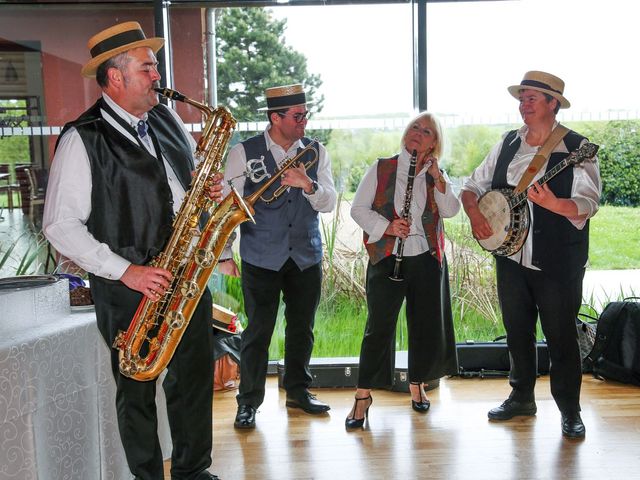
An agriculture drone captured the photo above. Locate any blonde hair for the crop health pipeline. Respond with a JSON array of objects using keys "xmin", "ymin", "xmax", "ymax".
[{"xmin": 401, "ymin": 112, "xmax": 444, "ymax": 159}]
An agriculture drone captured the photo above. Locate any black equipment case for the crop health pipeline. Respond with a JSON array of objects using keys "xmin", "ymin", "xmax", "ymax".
[
  {"xmin": 456, "ymin": 340, "xmax": 549, "ymax": 377},
  {"xmin": 276, "ymin": 351, "xmax": 440, "ymax": 392}
]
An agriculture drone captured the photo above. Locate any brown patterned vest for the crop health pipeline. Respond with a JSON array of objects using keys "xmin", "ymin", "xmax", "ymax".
[{"xmin": 363, "ymin": 155, "xmax": 445, "ymax": 265}]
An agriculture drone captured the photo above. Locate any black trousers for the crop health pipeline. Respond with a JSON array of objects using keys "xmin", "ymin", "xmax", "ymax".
[
  {"xmin": 357, "ymin": 253, "xmax": 458, "ymax": 388},
  {"xmin": 93, "ymin": 279, "xmax": 214, "ymax": 480},
  {"xmin": 237, "ymin": 258, "xmax": 322, "ymax": 408},
  {"xmin": 495, "ymin": 256, "xmax": 583, "ymax": 414}
]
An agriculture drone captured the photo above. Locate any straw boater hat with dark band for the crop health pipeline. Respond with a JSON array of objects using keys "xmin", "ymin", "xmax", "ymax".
[
  {"xmin": 258, "ymin": 83, "xmax": 314, "ymax": 111},
  {"xmin": 81, "ymin": 21, "xmax": 164, "ymax": 78},
  {"xmin": 508, "ymin": 71, "xmax": 571, "ymax": 109},
  {"xmin": 212, "ymin": 304, "xmax": 243, "ymax": 335}
]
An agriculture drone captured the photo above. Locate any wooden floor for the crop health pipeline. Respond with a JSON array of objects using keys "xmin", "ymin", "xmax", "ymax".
[{"xmin": 163, "ymin": 374, "xmax": 640, "ymax": 480}]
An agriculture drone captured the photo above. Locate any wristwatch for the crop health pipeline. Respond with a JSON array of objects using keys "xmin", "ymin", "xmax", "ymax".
[
  {"xmin": 308, "ymin": 180, "xmax": 319, "ymax": 194},
  {"xmin": 436, "ymin": 174, "xmax": 446, "ymax": 184}
]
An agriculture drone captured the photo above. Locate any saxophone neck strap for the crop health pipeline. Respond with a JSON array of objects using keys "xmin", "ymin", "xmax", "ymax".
[{"xmin": 513, "ymin": 124, "xmax": 569, "ymax": 194}]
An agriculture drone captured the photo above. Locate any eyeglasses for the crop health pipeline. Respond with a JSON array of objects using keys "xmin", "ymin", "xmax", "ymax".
[{"xmin": 277, "ymin": 110, "xmax": 311, "ymax": 123}]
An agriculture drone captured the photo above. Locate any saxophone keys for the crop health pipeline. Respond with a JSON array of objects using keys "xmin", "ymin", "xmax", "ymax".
[
  {"xmin": 180, "ymin": 280, "xmax": 200, "ymax": 300},
  {"xmin": 195, "ymin": 248, "xmax": 215, "ymax": 268},
  {"xmin": 166, "ymin": 310, "xmax": 186, "ymax": 329}
]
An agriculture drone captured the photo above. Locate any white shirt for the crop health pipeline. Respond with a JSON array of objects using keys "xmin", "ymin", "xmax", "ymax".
[
  {"xmin": 43, "ymin": 93, "xmax": 196, "ymax": 280},
  {"xmin": 351, "ymin": 147, "xmax": 461, "ymax": 257},
  {"xmin": 461, "ymin": 123, "xmax": 602, "ymax": 269}
]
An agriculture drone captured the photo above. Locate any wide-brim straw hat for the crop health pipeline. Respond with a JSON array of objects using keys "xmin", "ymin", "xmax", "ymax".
[
  {"xmin": 508, "ymin": 70, "xmax": 570, "ymax": 109},
  {"xmin": 212, "ymin": 304, "xmax": 243, "ymax": 335},
  {"xmin": 81, "ymin": 21, "xmax": 164, "ymax": 78},
  {"xmin": 258, "ymin": 83, "xmax": 314, "ymax": 111}
]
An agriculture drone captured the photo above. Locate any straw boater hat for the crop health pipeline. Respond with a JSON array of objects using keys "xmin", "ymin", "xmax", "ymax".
[
  {"xmin": 258, "ymin": 83, "xmax": 314, "ymax": 111},
  {"xmin": 508, "ymin": 71, "xmax": 571, "ymax": 109},
  {"xmin": 81, "ymin": 21, "xmax": 164, "ymax": 78},
  {"xmin": 212, "ymin": 304, "xmax": 243, "ymax": 335}
]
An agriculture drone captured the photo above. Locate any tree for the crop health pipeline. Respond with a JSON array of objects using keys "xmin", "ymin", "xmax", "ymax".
[{"xmin": 215, "ymin": 8, "xmax": 324, "ymax": 123}]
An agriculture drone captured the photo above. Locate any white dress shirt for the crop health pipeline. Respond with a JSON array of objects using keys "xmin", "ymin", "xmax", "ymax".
[
  {"xmin": 351, "ymin": 147, "xmax": 461, "ymax": 257},
  {"xmin": 43, "ymin": 94, "xmax": 196, "ymax": 280},
  {"xmin": 461, "ymin": 123, "xmax": 602, "ymax": 269}
]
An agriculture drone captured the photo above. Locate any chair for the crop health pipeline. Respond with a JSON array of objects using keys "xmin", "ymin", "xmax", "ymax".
[
  {"xmin": 24, "ymin": 167, "xmax": 45, "ymax": 228},
  {"xmin": 0, "ymin": 164, "xmax": 21, "ymax": 210},
  {"xmin": 15, "ymin": 164, "xmax": 32, "ymax": 215}
]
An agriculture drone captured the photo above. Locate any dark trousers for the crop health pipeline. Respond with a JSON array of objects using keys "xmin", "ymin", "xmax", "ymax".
[
  {"xmin": 357, "ymin": 253, "xmax": 458, "ymax": 388},
  {"xmin": 496, "ymin": 256, "xmax": 583, "ymax": 414},
  {"xmin": 237, "ymin": 258, "xmax": 322, "ymax": 408},
  {"xmin": 95, "ymin": 282, "xmax": 214, "ymax": 480}
]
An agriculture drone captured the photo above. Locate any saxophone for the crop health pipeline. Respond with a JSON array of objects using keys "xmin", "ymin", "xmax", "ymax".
[{"xmin": 113, "ymin": 87, "xmax": 248, "ymax": 381}]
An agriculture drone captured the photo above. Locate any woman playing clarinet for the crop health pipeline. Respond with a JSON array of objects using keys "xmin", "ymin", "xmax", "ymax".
[{"xmin": 346, "ymin": 112, "xmax": 460, "ymax": 429}]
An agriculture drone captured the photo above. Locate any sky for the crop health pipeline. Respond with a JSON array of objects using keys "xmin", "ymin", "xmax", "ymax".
[{"xmin": 270, "ymin": 0, "xmax": 640, "ymax": 119}]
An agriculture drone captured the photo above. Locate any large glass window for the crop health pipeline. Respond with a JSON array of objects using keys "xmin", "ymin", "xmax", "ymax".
[{"xmin": 1, "ymin": 0, "xmax": 638, "ymax": 359}]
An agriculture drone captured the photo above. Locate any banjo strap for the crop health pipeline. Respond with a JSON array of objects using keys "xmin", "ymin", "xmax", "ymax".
[{"xmin": 513, "ymin": 124, "xmax": 569, "ymax": 194}]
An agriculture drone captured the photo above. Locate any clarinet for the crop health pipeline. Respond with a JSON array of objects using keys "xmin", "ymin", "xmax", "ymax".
[{"xmin": 389, "ymin": 149, "xmax": 418, "ymax": 281}]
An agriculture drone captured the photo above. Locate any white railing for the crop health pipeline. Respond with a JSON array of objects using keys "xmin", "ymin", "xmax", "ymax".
[{"xmin": 2, "ymin": 109, "xmax": 639, "ymax": 137}]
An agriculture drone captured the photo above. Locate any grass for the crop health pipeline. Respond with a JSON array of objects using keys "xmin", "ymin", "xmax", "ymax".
[{"xmin": 588, "ymin": 205, "xmax": 640, "ymax": 269}]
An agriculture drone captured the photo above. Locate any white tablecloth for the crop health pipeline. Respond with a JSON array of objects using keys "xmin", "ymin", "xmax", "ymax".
[{"xmin": 0, "ymin": 311, "xmax": 171, "ymax": 480}]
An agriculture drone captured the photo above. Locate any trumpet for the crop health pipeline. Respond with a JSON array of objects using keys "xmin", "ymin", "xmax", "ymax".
[{"xmin": 259, "ymin": 140, "xmax": 319, "ymax": 204}]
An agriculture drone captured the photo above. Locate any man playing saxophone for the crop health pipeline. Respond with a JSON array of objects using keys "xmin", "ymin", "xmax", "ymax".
[
  {"xmin": 43, "ymin": 22, "xmax": 223, "ymax": 480},
  {"xmin": 218, "ymin": 84, "xmax": 337, "ymax": 429}
]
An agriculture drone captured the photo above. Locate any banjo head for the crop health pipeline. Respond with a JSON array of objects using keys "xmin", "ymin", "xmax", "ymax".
[{"xmin": 477, "ymin": 189, "xmax": 530, "ymax": 256}]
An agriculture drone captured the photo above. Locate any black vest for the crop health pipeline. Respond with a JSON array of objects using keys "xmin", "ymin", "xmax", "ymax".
[
  {"xmin": 62, "ymin": 99, "xmax": 194, "ymax": 266},
  {"xmin": 491, "ymin": 129, "xmax": 589, "ymax": 278}
]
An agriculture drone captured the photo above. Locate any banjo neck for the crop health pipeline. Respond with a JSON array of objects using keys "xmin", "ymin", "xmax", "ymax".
[{"xmin": 508, "ymin": 157, "xmax": 572, "ymax": 210}]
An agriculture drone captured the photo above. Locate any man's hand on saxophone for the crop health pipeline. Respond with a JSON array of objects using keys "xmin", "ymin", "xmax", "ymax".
[
  {"xmin": 120, "ymin": 264, "xmax": 173, "ymax": 301},
  {"xmin": 205, "ymin": 172, "xmax": 225, "ymax": 203}
]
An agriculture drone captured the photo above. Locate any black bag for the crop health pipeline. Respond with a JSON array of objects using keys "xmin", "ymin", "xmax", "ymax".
[{"xmin": 585, "ymin": 298, "xmax": 640, "ymax": 386}]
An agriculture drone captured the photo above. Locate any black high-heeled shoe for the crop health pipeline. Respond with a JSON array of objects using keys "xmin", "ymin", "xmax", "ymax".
[
  {"xmin": 410, "ymin": 382, "xmax": 430, "ymax": 413},
  {"xmin": 345, "ymin": 395, "xmax": 373, "ymax": 429}
]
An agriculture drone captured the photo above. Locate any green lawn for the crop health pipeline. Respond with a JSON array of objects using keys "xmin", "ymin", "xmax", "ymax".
[{"xmin": 588, "ymin": 205, "xmax": 640, "ymax": 269}]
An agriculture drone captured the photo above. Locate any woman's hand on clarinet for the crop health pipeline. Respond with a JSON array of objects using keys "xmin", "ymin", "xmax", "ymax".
[{"xmin": 385, "ymin": 218, "xmax": 411, "ymax": 239}]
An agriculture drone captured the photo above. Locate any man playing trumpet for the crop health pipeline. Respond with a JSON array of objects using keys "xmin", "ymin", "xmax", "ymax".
[{"xmin": 219, "ymin": 84, "xmax": 337, "ymax": 429}]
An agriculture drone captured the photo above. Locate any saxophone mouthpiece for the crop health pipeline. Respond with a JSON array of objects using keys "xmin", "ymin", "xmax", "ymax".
[{"xmin": 154, "ymin": 87, "xmax": 187, "ymax": 103}]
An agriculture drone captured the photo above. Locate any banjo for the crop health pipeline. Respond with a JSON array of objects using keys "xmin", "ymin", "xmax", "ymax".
[{"xmin": 476, "ymin": 142, "xmax": 599, "ymax": 256}]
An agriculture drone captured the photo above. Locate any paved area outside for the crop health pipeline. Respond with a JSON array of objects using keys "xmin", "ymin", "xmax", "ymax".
[{"xmin": 583, "ymin": 269, "xmax": 639, "ymax": 310}]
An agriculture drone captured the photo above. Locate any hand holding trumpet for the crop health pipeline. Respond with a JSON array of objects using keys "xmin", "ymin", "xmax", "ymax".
[{"xmin": 280, "ymin": 162, "xmax": 315, "ymax": 194}]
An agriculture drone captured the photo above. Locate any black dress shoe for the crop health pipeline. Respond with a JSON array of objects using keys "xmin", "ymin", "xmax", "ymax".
[
  {"xmin": 234, "ymin": 404, "xmax": 256, "ymax": 429},
  {"xmin": 561, "ymin": 413, "xmax": 586, "ymax": 439},
  {"xmin": 286, "ymin": 391, "xmax": 331, "ymax": 414},
  {"xmin": 488, "ymin": 398, "xmax": 537, "ymax": 420}
]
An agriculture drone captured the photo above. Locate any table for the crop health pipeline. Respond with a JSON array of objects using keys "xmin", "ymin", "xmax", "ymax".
[{"xmin": 0, "ymin": 311, "xmax": 172, "ymax": 479}]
